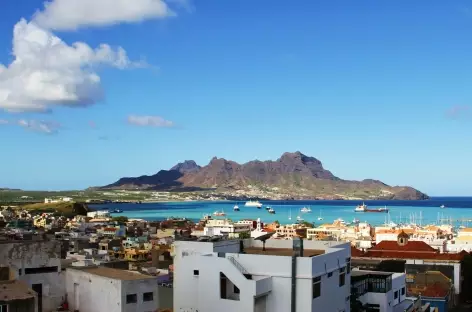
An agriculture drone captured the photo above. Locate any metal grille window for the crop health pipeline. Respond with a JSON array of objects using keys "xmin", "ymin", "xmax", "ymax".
[
  {"xmin": 313, "ymin": 276, "xmax": 321, "ymax": 298},
  {"xmin": 339, "ymin": 272, "xmax": 346, "ymax": 287}
]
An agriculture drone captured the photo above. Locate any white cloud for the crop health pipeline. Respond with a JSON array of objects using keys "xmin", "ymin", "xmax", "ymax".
[
  {"xmin": 33, "ymin": 0, "xmax": 175, "ymax": 31},
  {"xmin": 0, "ymin": 119, "xmax": 9, "ymax": 125},
  {"xmin": 127, "ymin": 115, "xmax": 174, "ymax": 127},
  {"xmin": 0, "ymin": 19, "xmax": 139, "ymax": 113},
  {"xmin": 17, "ymin": 119, "xmax": 61, "ymax": 134}
]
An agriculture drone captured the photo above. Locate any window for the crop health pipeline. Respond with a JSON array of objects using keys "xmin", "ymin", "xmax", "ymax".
[
  {"xmin": 394, "ymin": 291, "xmax": 398, "ymax": 299},
  {"xmin": 24, "ymin": 266, "xmax": 58, "ymax": 274},
  {"xmin": 328, "ymin": 272, "xmax": 333, "ymax": 278},
  {"xmin": 193, "ymin": 270, "xmax": 199, "ymax": 276},
  {"xmin": 0, "ymin": 305, "xmax": 7, "ymax": 312},
  {"xmin": 126, "ymin": 294, "xmax": 137, "ymax": 304},
  {"xmin": 346, "ymin": 296, "xmax": 350, "ymax": 302},
  {"xmin": 339, "ymin": 272, "xmax": 346, "ymax": 287},
  {"xmin": 401, "ymin": 287, "xmax": 405, "ymax": 295},
  {"xmin": 234, "ymin": 285, "xmax": 240, "ymax": 294},
  {"xmin": 143, "ymin": 292, "xmax": 153, "ymax": 302},
  {"xmin": 346, "ymin": 257, "xmax": 351, "ymax": 274},
  {"xmin": 313, "ymin": 276, "xmax": 321, "ymax": 299}
]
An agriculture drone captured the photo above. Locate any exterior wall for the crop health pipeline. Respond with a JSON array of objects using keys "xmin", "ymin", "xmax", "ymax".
[
  {"xmin": 0, "ymin": 241, "xmax": 64, "ymax": 312},
  {"xmin": 359, "ymin": 292, "xmax": 390, "ymax": 312},
  {"xmin": 65, "ymin": 269, "xmax": 159, "ymax": 312},
  {"xmin": 421, "ymin": 298, "xmax": 447, "ymax": 312},
  {"xmin": 122, "ymin": 279, "xmax": 159, "ymax": 312},
  {"xmin": 0, "ymin": 298, "xmax": 37, "ymax": 312},
  {"xmin": 66, "ymin": 269, "xmax": 122, "ymax": 312},
  {"xmin": 174, "ymin": 239, "xmax": 351, "ymax": 312}
]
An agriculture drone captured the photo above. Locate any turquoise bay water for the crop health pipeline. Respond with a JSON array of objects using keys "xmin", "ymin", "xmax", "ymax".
[{"xmin": 92, "ymin": 197, "xmax": 472, "ymax": 227}]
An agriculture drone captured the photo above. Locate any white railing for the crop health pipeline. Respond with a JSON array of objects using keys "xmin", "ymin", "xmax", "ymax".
[{"xmin": 227, "ymin": 256, "xmax": 249, "ymax": 276}]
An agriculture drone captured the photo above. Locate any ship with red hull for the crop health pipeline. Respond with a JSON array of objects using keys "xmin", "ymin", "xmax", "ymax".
[{"xmin": 354, "ymin": 203, "xmax": 389, "ymax": 213}]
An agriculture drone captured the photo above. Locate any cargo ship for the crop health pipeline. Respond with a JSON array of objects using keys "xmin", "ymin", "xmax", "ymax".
[{"xmin": 354, "ymin": 203, "xmax": 389, "ymax": 213}]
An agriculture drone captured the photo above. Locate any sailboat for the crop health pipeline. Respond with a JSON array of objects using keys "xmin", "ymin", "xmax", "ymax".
[
  {"xmin": 288, "ymin": 207, "xmax": 292, "ymax": 221},
  {"xmin": 317, "ymin": 210, "xmax": 323, "ymax": 221}
]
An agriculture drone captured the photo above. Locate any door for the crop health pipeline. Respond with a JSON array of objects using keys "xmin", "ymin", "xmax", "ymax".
[
  {"xmin": 32, "ymin": 283, "xmax": 42, "ymax": 312},
  {"xmin": 74, "ymin": 283, "xmax": 80, "ymax": 311}
]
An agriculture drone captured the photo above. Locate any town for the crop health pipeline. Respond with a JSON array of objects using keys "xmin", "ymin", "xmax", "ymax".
[{"xmin": 0, "ymin": 201, "xmax": 471, "ymax": 312}]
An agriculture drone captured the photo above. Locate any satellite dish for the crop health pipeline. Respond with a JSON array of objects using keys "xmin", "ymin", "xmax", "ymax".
[{"xmin": 255, "ymin": 232, "xmax": 275, "ymax": 251}]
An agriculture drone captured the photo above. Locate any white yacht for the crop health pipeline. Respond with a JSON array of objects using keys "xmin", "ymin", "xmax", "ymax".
[
  {"xmin": 268, "ymin": 208, "xmax": 276, "ymax": 214},
  {"xmin": 317, "ymin": 210, "xmax": 323, "ymax": 221},
  {"xmin": 300, "ymin": 207, "xmax": 312, "ymax": 213},
  {"xmin": 334, "ymin": 218, "xmax": 346, "ymax": 225},
  {"xmin": 245, "ymin": 200, "xmax": 263, "ymax": 208},
  {"xmin": 440, "ymin": 205, "xmax": 446, "ymax": 209},
  {"xmin": 297, "ymin": 215, "xmax": 304, "ymax": 222},
  {"xmin": 233, "ymin": 205, "xmax": 240, "ymax": 211}
]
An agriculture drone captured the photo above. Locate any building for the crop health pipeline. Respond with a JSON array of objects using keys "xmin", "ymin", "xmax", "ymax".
[
  {"xmin": 275, "ymin": 224, "xmax": 309, "ymax": 239},
  {"xmin": 0, "ymin": 240, "xmax": 64, "ymax": 312},
  {"xmin": 173, "ymin": 238, "xmax": 351, "ymax": 312},
  {"xmin": 0, "ymin": 280, "xmax": 38, "ymax": 312},
  {"xmin": 350, "ymin": 269, "xmax": 420, "ymax": 312},
  {"xmin": 352, "ymin": 232, "xmax": 467, "ymax": 303},
  {"xmin": 204, "ymin": 219, "xmax": 251, "ymax": 238},
  {"xmin": 87, "ymin": 210, "xmax": 111, "ymax": 218},
  {"xmin": 65, "ymin": 266, "xmax": 159, "ymax": 312}
]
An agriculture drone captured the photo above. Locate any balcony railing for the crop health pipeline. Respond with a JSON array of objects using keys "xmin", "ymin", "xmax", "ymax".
[{"xmin": 227, "ymin": 256, "xmax": 249, "ymax": 276}]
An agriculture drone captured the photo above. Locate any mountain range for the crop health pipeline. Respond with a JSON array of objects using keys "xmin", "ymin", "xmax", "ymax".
[{"xmin": 101, "ymin": 151, "xmax": 428, "ymax": 200}]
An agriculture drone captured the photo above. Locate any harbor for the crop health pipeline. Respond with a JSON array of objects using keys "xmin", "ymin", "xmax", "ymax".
[{"xmin": 93, "ymin": 198, "xmax": 472, "ymax": 227}]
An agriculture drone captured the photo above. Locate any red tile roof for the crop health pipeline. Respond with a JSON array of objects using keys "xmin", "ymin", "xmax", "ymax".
[
  {"xmin": 409, "ymin": 282, "xmax": 449, "ymax": 298},
  {"xmin": 351, "ymin": 246, "xmax": 364, "ymax": 257},
  {"xmin": 361, "ymin": 250, "xmax": 466, "ymax": 261},
  {"xmin": 370, "ymin": 240, "xmax": 437, "ymax": 253}
]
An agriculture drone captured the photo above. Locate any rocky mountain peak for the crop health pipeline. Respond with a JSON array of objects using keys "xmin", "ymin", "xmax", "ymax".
[{"xmin": 170, "ymin": 160, "xmax": 201, "ymax": 174}]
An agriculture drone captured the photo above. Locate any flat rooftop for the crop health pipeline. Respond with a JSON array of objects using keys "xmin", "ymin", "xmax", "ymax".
[
  {"xmin": 0, "ymin": 280, "xmax": 36, "ymax": 301},
  {"xmin": 72, "ymin": 266, "xmax": 157, "ymax": 281},
  {"xmin": 244, "ymin": 247, "xmax": 325, "ymax": 257}
]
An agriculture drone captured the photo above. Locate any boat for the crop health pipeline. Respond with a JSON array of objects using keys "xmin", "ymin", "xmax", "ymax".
[
  {"xmin": 355, "ymin": 203, "xmax": 389, "ymax": 213},
  {"xmin": 352, "ymin": 218, "xmax": 360, "ymax": 224},
  {"xmin": 300, "ymin": 207, "xmax": 312, "ymax": 213},
  {"xmin": 297, "ymin": 215, "xmax": 304, "ymax": 222},
  {"xmin": 440, "ymin": 205, "xmax": 446, "ymax": 209},
  {"xmin": 288, "ymin": 208, "xmax": 292, "ymax": 221},
  {"xmin": 111, "ymin": 209, "xmax": 122, "ymax": 213},
  {"xmin": 245, "ymin": 200, "xmax": 263, "ymax": 208},
  {"xmin": 233, "ymin": 205, "xmax": 240, "ymax": 211},
  {"xmin": 265, "ymin": 206, "xmax": 271, "ymax": 210},
  {"xmin": 317, "ymin": 210, "xmax": 323, "ymax": 221},
  {"xmin": 334, "ymin": 218, "xmax": 346, "ymax": 225},
  {"xmin": 213, "ymin": 210, "xmax": 226, "ymax": 216},
  {"xmin": 354, "ymin": 203, "xmax": 367, "ymax": 212},
  {"xmin": 268, "ymin": 208, "xmax": 275, "ymax": 214}
]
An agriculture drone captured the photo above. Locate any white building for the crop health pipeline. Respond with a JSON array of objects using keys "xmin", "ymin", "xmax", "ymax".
[
  {"xmin": 0, "ymin": 240, "xmax": 65, "ymax": 312},
  {"xmin": 87, "ymin": 210, "xmax": 111, "ymax": 218},
  {"xmin": 173, "ymin": 238, "xmax": 351, "ymax": 312},
  {"xmin": 204, "ymin": 219, "xmax": 251, "ymax": 238},
  {"xmin": 65, "ymin": 266, "xmax": 159, "ymax": 312},
  {"xmin": 350, "ymin": 269, "xmax": 417, "ymax": 312}
]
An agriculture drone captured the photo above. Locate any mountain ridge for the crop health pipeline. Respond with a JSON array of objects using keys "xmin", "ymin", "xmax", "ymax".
[{"xmin": 101, "ymin": 151, "xmax": 429, "ymax": 200}]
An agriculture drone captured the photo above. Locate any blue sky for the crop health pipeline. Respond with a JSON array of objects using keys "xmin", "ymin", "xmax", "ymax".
[{"xmin": 1, "ymin": 0, "xmax": 472, "ymax": 195}]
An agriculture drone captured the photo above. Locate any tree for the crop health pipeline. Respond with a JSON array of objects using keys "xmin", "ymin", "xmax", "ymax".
[{"xmin": 238, "ymin": 232, "xmax": 251, "ymax": 239}]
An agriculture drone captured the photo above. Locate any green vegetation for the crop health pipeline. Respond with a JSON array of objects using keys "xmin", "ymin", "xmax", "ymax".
[
  {"xmin": 112, "ymin": 216, "xmax": 129, "ymax": 224},
  {"xmin": 300, "ymin": 221, "xmax": 315, "ymax": 228},
  {"xmin": 22, "ymin": 202, "xmax": 89, "ymax": 218},
  {"xmin": 238, "ymin": 232, "xmax": 251, "ymax": 239}
]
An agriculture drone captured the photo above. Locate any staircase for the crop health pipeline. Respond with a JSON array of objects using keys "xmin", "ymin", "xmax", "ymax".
[{"xmin": 227, "ymin": 256, "xmax": 249, "ymax": 276}]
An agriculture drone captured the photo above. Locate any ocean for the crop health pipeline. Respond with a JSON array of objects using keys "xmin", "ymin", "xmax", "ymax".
[
  {"xmin": 90, "ymin": 197, "xmax": 472, "ymax": 227},
  {"xmin": 91, "ymin": 197, "xmax": 472, "ymax": 226}
]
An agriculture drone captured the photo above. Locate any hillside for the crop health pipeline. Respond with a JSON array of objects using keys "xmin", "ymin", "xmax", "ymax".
[
  {"xmin": 101, "ymin": 151, "xmax": 429, "ymax": 200},
  {"xmin": 22, "ymin": 202, "xmax": 89, "ymax": 217}
]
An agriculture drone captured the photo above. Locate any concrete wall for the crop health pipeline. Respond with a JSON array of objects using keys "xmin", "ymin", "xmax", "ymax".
[
  {"xmin": 66, "ymin": 269, "xmax": 122, "ymax": 312},
  {"xmin": 173, "ymin": 239, "xmax": 351, "ymax": 312},
  {"xmin": 0, "ymin": 241, "xmax": 64, "ymax": 312},
  {"xmin": 65, "ymin": 269, "xmax": 159, "ymax": 312}
]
